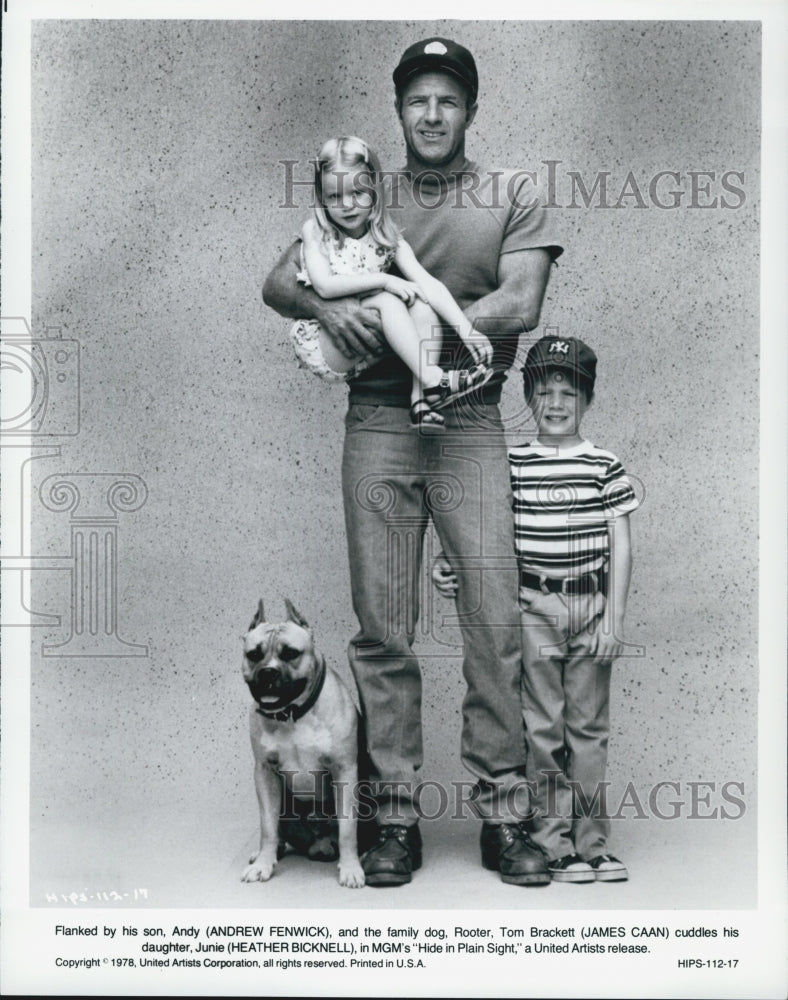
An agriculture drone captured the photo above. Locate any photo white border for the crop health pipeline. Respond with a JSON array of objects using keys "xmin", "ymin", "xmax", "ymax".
[{"xmin": 1, "ymin": 1, "xmax": 785, "ymax": 997}]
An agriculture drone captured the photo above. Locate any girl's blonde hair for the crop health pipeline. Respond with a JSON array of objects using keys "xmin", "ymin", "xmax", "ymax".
[{"xmin": 313, "ymin": 136, "xmax": 399, "ymax": 250}]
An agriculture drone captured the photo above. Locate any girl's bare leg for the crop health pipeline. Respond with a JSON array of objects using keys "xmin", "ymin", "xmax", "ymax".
[
  {"xmin": 316, "ymin": 328, "xmax": 361, "ymax": 374},
  {"xmin": 356, "ymin": 292, "xmax": 445, "ymax": 389},
  {"xmin": 407, "ymin": 298, "xmax": 445, "ymax": 388}
]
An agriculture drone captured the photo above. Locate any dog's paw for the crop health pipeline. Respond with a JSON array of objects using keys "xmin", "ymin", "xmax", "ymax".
[
  {"xmin": 241, "ymin": 854, "xmax": 277, "ymax": 882},
  {"xmin": 337, "ymin": 858, "xmax": 366, "ymax": 889}
]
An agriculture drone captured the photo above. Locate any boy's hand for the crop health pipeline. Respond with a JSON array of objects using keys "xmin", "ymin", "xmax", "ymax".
[
  {"xmin": 590, "ymin": 623, "xmax": 625, "ymax": 667},
  {"xmin": 431, "ymin": 553, "xmax": 458, "ymax": 598}
]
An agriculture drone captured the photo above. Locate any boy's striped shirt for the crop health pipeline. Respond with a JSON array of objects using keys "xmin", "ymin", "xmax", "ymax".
[{"xmin": 509, "ymin": 440, "xmax": 639, "ymax": 576}]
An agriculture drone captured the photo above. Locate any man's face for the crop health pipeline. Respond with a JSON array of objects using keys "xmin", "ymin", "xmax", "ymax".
[{"xmin": 397, "ymin": 71, "xmax": 477, "ymax": 170}]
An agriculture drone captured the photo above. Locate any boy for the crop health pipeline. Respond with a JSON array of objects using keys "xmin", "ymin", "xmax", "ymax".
[{"xmin": 433, "ymin": 334, "xmax": 638, "ymax": 882}]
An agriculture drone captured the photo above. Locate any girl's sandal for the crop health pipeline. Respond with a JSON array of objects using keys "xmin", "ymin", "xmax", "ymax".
[
  {"xmin": 424, "ymin": 365, "xmax": 493, "ymax": 411},
  {"xmin": 409, "ymin": 399, "xmax": 445, "ymax": 434}
]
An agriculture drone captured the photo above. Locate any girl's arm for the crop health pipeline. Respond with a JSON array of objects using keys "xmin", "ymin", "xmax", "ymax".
[
  {"xmin": 394, "ymin": 241, "xmax": 491, "ymax": 361},
  {"xmin": 301, "ymin": 220, "xmax": 394, "ymax": 300}
]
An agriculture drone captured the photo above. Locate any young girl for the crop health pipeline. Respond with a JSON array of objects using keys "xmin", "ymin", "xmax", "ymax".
[{"xmin": 290, "ymin": 136, "xmax": 493, "ymax": 430}]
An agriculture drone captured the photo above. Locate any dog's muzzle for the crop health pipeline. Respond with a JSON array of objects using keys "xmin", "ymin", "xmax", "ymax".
[
  {"xmin": 247, "ymin": 654, "xmax": 327, "ymax": 723},
  {"xmin": 246, "ymin": 666, "xmax": 308, "ymax": 710}
]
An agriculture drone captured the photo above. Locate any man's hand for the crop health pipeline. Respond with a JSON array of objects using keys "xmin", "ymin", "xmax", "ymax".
[
  {"xmin": 431, "ymin": 553, "xmax": 458, "ymax": 598},
  {"xmin": 464, "ymin": 331, "xmax": 494, "ymax": 369},
  {"xmin": 313, "ymin": 297, "xmax": 386, "ymax": 360},
  {"xmin": 262, "ymin": 240, "xmax": 385, "ymax": 360}
]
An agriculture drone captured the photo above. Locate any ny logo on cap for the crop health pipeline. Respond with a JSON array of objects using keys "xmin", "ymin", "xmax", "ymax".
[
  {"xmin": 424, "ymin": 41, "xmax": 448, "ymax": 54},
  {"xmin": 548, "ymin": 340, "xmax": 570, "ymax": 355}
]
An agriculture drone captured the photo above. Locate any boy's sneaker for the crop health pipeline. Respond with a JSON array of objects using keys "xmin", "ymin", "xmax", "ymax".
[
  {"xmin": 547, "ymin": 853, "xmax": 595, "ymax": 883},
  {"xmin": 587, "ymin": 854, "xmax": 628, "ymax": 882}
]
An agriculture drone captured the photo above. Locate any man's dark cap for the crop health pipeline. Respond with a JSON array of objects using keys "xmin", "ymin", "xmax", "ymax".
[
  {"xmin": 393, "ymin": 38, "xmax": 478, "ymax": 103},
  {"xmin": 522, "ymin": 336, "xmax": 598, "ymax": 390}
]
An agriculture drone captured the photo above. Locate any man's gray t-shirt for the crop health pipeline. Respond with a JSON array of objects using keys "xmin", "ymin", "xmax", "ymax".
[{"xmin": 347, "ymin": 161, "xmax": 564, "ymax": 406}]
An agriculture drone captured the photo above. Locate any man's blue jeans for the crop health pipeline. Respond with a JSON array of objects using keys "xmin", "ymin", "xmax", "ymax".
[{"xmin": 342, "ymin": 401, "xmax": 528, "ymax": 826}]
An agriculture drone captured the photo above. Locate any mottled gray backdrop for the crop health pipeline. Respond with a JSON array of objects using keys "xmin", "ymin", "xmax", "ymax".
[{"xmin": 29, "ymin": 19, "xmax": 759, "ymax": 909}]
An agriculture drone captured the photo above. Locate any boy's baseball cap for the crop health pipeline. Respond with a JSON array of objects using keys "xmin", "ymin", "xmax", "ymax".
[
  {"xmin": 393, "ymin": 38, "xmax": 479, "ymax": 103},
  {"xmin": 522, "ymin": 335, "xmax": 598, "ymax": 389}
]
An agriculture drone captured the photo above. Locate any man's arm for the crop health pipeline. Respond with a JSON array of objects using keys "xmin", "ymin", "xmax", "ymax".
[
  {"xmin": 261, "ymin": 240, "xmax": 385, "ymax": 360},
  {"xmin": 463, "ymin": 247, "xmax": 553, "ymax": 339},
  {"xmin": 394, "ymin": 240, "xmax": 493, "ymax": 366}
]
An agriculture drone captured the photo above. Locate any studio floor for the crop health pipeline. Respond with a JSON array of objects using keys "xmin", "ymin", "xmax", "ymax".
[{"xmin": 31, "ymin": 800, "xmax": 756, "ymax": 912}]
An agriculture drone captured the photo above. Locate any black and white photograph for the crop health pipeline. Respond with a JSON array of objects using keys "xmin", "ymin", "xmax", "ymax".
[{"xmin": 1, "ymin": 2, "xmax": 786, "ymax": 997}]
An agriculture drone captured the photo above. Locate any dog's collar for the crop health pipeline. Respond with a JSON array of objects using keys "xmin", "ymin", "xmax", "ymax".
[{"xmin": 255, "ymin": 654, "xmax": 327, "ymax": 723}]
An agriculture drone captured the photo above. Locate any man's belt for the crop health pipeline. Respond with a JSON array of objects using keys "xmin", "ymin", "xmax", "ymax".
[{"xmin": 520, "ymin": 567, "xmax": 608, "ymax": 596}]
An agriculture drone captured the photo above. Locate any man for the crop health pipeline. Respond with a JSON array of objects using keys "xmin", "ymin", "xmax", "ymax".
[{"xmin": 263, "ymin": 38, "xmax": 563, "ymax": 886}]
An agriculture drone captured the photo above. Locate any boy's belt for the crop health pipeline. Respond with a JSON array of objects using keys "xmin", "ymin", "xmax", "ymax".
[{"xmin": 520, "ymin": 568, "xmax": 608, "ymax": 596}]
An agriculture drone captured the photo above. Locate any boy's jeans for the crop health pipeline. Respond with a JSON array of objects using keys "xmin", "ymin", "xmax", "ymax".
[
  {"xmin": 519, "ymin": 585, "xmax": 612, "ymax": 860},
  {"xmin": 342, "ymin": 402, "xmax": 528, "ymax": 826}
]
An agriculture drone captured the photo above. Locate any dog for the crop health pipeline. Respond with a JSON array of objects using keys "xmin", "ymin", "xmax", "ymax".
[{"xmin": 240, "ymin": 599, "xmax": 367, "ymax": 888}]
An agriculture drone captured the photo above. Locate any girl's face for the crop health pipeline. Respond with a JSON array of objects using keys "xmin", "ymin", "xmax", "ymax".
[{"xmin": 320, "ymin": 165, "xmax": 375, "ymax": 238}]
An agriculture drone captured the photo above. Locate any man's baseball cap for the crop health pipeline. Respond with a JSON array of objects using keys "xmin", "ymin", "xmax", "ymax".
[
  {"xmin": 393, "ymin": 38, "xmax": 478, "ymax": 103},
  {"xmin": 522, "ymin": 336, "xmax": 598, "ymax": 390}
]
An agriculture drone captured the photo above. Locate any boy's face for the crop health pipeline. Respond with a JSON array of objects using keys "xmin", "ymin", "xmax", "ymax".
[{"xmin": 528, "ymin": 370, "xmax": 591, "ymax": 446}]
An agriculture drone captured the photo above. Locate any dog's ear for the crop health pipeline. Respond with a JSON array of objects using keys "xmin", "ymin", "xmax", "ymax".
[
  {"xmin": 284, "ymin": 598, "xmax": 309, "ymax": 629},
  {"xmin": 249, "ymin": 598, "xmax": 265, "ymax": 630}
]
